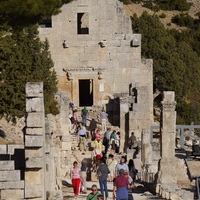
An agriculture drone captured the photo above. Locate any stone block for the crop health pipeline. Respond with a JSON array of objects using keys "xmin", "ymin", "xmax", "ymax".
[
  {"xmin": 0, "ymin": 161, "xmax": 14, "ymax": 170},
  {"xmin": 25, "ymin": 185, "xmax": 43, "ymax": 198},
  {"xmin": 25, "ymin": 135, "xmax": 43, "ymax": 147},
  {"xmin": 1, "ymin": 189, "xmax": 24, "ymax": 200},
  {"xmin": 62, "ymin": 136, "xmax": 71, "ymax": 142},
  {"xmin": 25, "ymin": 169, "xmax": 43, "ymax": 185},
  {"xmin": 0, "ymin": 180, "xmax": 24, "ymax": 189},
  {"xmin": 61, "ymin": 141, "xmax": 71, "ymax": 151},
  {"xmin": 26, "ymin": 82, "xmax": 43, "ymax": 97},
  {"xmin": 27, "ymin": 113, "xmax": 44, "ymax": 128},
  {"xmin": 0, "ymin": 145, "xmax": 7, "ymax": 154},
  {"xmin": 26, "ymin": 98, "xmax": 44, "ymax": 112},
  {"xmin": 25, "ymin": 148, "xmax": 43, "ymax": 157},
  {"xmin": 26, "ymin": 157, "xmax": 44, "ymax": 168},
  {"xmin": 26, "ymin": 127, "xmax": 44, "ymax": 135},
  {"xmin": 7, "ymin": 144, "xmax": 24, "ymax": 154},
  {"xmin": 0, "ymin": 170, "xmax": 20, "ymax": 181}
]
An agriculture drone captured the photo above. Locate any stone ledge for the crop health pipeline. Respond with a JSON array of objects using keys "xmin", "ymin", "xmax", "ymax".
[
  {"xmin": 0, "ymin": 170, "xmax": 21, "ymax": 181},
  {"xmin": 0, "ymin": 180, "xmax": 24, "ymax": 189},
  {"xmin": 0, "ymin": 161, "xmax": 15, "ymax": 170},
  {"xmin": 1, "ymin": 189, "xmax": 24, "ymax": 200},
  {"xmin": 156, "ymin": 184, "xmax": 194, "ymax": 200}
]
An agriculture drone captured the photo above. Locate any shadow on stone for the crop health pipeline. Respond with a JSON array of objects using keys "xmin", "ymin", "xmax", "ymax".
[
  {"xmin": 0, "ymin": 129, "xmax": 6, "ymax": 138},
  {"xmin": 62, "ymin": 180, "xmax": 72, "ymax": 187}
]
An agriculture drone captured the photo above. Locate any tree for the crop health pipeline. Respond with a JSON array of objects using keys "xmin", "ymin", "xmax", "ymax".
[
  {"xmin": 132, "ymin": 12, "xmax": 200, "ymax": 124},
  {"xmin": 0, "ymin": 0, "xmax": 73, "ymax": 30},
  {"xmin": 0, "ymin": 26, "xmax": 59, "ymax": 118}
]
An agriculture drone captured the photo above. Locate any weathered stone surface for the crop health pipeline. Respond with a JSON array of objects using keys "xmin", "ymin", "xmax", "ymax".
[
  {"xmin": 0, "ymin": 145, "xmax": 7, "ymax": 154},
  {"xmin": 0, "ymin": 161, "xmax": 15, "ymax": 170},
  {"xmin": 25, "ymin": 148, "xmax": 43, "ymax": 158},
  {"xmin": 26, "ymin": 127, "xmax": 44, "ymax": 135},
  {"xmin": 26, "ymin": 98, "xmax": 44, "ymax": 112},
  {"xmin": 25, "ymin": 169, "xmax": 43, "ymax": 185},
  {"xmin": 1, "ymin": 189, "xmax": 24, "ymax": 200},
  {"xmin": 27, "ymin": 113, "xmax": 45, "ymax": 128},
  {"xmin": 25, "ymin": 135, "xmax": 43, "ymax": 147},
  {"xmin": 25, "ymin": 185, "xmax": 43, "ymax": 198},
  {"xmin": 61, "ymin": 141, "xmax": 72, "ymax": 151},
  {"xmin": 7, "ymin": 144, "xmax": 24, "ymax": 154},
  {"xmin": 0, "ymin": 180, "xmax": 24, "ymax": 189},
  {"xmin": 26, "ymin": 157, "xmax": 44, "ymax": 168},
  {"xmin": 0, "ymin": 170, "xmax": 20, "ymax": 181},
  {"xmin": 26, "ymin": 82, "xmax": 43, "ymax": 97}
]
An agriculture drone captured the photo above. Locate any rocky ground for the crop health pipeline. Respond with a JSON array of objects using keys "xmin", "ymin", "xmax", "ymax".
[{"xmin": 124, "ymin": 0, "xmax": 200, "ymax": 30}]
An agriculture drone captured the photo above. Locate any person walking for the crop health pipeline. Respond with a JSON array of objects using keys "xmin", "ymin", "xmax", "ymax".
[
  {"xmin": 106, "ymin": 154, "xmax": 117, "ymax": 182},
  {"xmin": 115, "ymin": 157, "xmax": 129, "ymax": 177},
  {"xmin": 100, "ymin": 109, "xmax": 108, "ymax": 132},
  {"xmin": 113, "ymin": 169, "xmax": 130, "ymax": 200},
  {"xmin": 103, "ymin": 128, "xmax": 111, "ymax": 155},
  {"xmin": 89, "ymin": 118, "xmax": 97, "ymax": 140},
  {"xmin": 86, "ymin": 184, "xmax": 101, "ymax": 200},
  {"xmin": 97, "ymin": 158, "xmax": 110, "ymax": 200},
  {"xmin": 128, "ymin": 159, "xmax": 137, "ymax": 182},
  {"xmin": 78, "ymin": 125, "xmax": 87, "ymax": 152},
  {"xmin": 81, "ymin": 107, "xmax": 88, "ymax": 127},
  {"xmin": 73, "ymin": 153, "xmax": 88, "ymax": 194},
  {"xmin": 70, "ymin": 161, "xmax": 81, "ymax": 198}
]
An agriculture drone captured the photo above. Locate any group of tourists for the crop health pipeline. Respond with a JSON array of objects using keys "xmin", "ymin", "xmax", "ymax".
[{"xmin": 70, "ymin": 152, "xmax": 141, "ymax": 200}]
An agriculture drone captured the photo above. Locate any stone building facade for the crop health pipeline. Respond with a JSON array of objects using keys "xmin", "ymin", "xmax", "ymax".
[{"xmin": 39, "ymin": 0, "xmax": 154, "ymax": 139}]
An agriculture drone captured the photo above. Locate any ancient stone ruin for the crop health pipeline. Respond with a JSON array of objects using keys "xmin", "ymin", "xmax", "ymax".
[{"xmin": 0, "ymin": 0, "xmax": 197, "ymax": 199}]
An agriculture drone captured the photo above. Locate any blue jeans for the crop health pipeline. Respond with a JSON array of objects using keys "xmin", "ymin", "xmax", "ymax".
[
  {"xmin": 99, "ymin": 179, "xmax": 108, "ymax": 198},
  {"xmin": 82, "ymin": 115, "xmax": 87, "ymax": 126}
]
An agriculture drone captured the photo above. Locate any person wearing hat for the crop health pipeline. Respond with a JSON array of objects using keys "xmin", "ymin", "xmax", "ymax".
[{"xmin": 113, "ymin": 169, "xmax": 130, "ymax": 200}]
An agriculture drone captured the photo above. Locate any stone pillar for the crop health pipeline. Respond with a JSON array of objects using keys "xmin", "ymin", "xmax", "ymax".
[
  {"xmin": 141, "ymin": 129, "xmax": 152, "ymax": 166},
  {"xmin": 25, "ymin": 82, "xmax": 46, "ymax": 199},
  {"xmin": 119, "ymin": 95, "xmax": 129, "ymax": 153},
  {"xmin": 55, "ymin": 91, "xmax": 70, "ymax": 136},
  {"xmin": 157, "ymin": 91, "xmax": 177, "ymax": 184}
]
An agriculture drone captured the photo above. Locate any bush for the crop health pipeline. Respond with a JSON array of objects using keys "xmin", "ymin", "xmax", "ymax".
[
  {"xmin": 159, "ymin": 13, "xmax": 166, "ymax": 19},
  {"xmin": 119, "ymin": 0, "xmax": 132, "ymax": 4},
  {"xmin": 172, "ymin": 13, "xmax": 194, "ymax": 28},
  {"xmin": 158, "ymin": 0, "xmax": 191, "ymax": 11}
]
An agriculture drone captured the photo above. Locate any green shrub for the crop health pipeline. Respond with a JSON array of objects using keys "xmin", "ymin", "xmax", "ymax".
[
  {"xmin": 159, "ymin": 13, "xmax": 166, "ymax": 19},
  {"xmin": 119, "ymin": 0, "xmax": 132, "ymax": 4},
  {"xmin": 172, "ymin": 13, "xmax": 194, "ymax": 28},
  {"xmin": 158, "ymin": 0, "xmax": 191, "ymax": 11}
]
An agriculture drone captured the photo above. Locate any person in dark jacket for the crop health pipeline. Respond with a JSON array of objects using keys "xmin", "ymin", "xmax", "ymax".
[{"xmin": 97, "ymin": 158, "xmax": 110, "ymax": 199}]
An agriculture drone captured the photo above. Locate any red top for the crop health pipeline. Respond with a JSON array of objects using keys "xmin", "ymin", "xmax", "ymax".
[{"xmin": 114, "ymin": 176, "xmax": 129, "ymax": 188}]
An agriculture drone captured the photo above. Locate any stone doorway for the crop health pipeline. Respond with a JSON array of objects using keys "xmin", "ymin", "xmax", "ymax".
[{"xmin": 79, "ymin": 79, "xmax": 93, "ymax": 107}]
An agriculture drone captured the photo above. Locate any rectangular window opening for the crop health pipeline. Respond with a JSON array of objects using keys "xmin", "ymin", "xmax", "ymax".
[{"xmin": 77, "ymin": 13, "xmax": 89, "ymax": 34}]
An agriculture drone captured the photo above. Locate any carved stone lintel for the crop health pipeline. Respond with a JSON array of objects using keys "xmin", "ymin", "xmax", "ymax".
[
  {"xmin": 161, "ymin": 101, "xmax": 176, "ymax": 111},
  {"xmin": 63, "ymin": 67, "xmax": 106, "ymax": 72}
]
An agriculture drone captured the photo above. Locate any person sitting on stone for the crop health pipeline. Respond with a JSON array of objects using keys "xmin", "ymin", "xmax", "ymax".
[
  {"xmin": 86, "ymin": 184, "xmax": 101, "ymax": 200},
  {"xmin": 127, "ymin": 132, "xmax": 137, "ymax": 149}
]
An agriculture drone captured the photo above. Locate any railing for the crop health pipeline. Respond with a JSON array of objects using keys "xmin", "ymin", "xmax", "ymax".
[
  {"xmin": 196, "ymin": 177, "xmax": 200, "ymax": 200},
  {"xmin": 150, "ymin": 122, "xmax": 200, "ymax": 149}
]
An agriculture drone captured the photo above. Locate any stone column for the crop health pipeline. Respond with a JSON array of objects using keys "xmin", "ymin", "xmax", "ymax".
[
  {"xmin": 119, "ymin": 95, "xmax": 129, "ymax": 153},
  {"xmin": 157, "ymin": 91, "xmax": 177, "ymax": 184},
  {"xmin": 141, "ymin": 129, "xmax": 152, "ymax": 166},
  {"xmin": 25, "ymin": 82, "xmax": 46, "ymax": 199}
]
